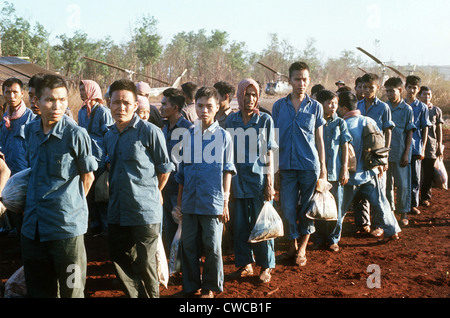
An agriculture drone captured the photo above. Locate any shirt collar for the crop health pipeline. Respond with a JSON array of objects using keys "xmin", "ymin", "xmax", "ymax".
[
  {"xmin": 32, "ymin": 115, "xmax": 67, "ymax": 140},
  {"xmin": 194, "ymin": 120, "xmax": 219, "ymax": 136},
  {"xmin": 113, "ymin": 113, "xmax": 140, "ymax": 134},
  {"xmin": 232, "ymin": 111, "xmax": 260, "ymax": 125}
]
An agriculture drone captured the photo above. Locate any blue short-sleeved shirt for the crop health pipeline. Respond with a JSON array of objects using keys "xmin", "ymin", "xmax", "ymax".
[
  {"xmin": 344, "ymin": 115, "xmax": 380, "ymax": 186},
  {"xmin": 78, "ymin": 104, "xmax": 114, "ymax": 169},
  {"xmin": 357, "ymin": 97, "xmax": 395, "ymax": 134},
  {"xmin": 22, "ymin": 115, "xmax": 98, "ymax": 242},
  {"xmin": 175, "ymin": 121, "xmax": 236, "ymax": 216},
  {"xmin": 0, "ymin": 108, "xmax": 37, "ymax": 175},
  {"xmin": 162, "ymin": 116, "xmax": 193, "ymax": 195},
  {"xmin": 105, "ymin": 114, "xmax": 174, "ymax": 226},
  {"xmin": 323, "ymin": 114, "xmax": 352, "ymax": 182},
  {"xmin": 271, "ymin": 94, "xmax": 326, "ymax": 171},
  {"xmin": 388, "ymin": 100, "xmax": 416, "ymax": 163},
  {"xmin": 225, "ymin": 111, "xmax": 278, "ymax": 198},
  {"xmin": 408, "ymin": 99, "xmax": 432, "ymax": 156}
]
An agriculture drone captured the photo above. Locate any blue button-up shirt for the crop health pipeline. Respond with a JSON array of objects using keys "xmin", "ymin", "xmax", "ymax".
[
  {"xmin": 22, "ymin": 115, "xmax": 98, "ymax": 242},
  {"xmin": 407, "ymin": 99, "xmax": 432, "ymax": 156},
  {"xmin": 175, "ymin": 121, "xmax": 236, "ymax": 215},
  {"xmin": 357, "ymin": 97, "xmax": 395, "ymax": 134},
  {"xmin": 272, "ymin": 94, "xmax": 326, "ymax": 171},
  {"xmin": 226, "ymin": 111, "xmax": 278, "ymax": 198},
  {"xmin": 387, "ymin": 100, "xmax": 416, "ymax": 163},
  {"xmin": 105, "ymin": 114, "xmax": 174, "ymax": 226},
  {"xmin": 323, "ymin": 114, "xmax": 352, "ymax": 182},
  {"xmin": 162, "ymin": 116, "xmax": 193, "ymax": 195},
  {"xmin": 0, "ymin": 107, "xmax": 37, "ymax": 175},
  {"xmin": 344, "ymin": 115, "xmax": 380, "ymax": 186},
  {"xmin": 78, "ymin": 104, "xmax": 114, "ymax": 169}
]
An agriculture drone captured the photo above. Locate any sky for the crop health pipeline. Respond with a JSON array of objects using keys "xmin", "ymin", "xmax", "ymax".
[{"xmin": 6, "ymin": 0, "xmax": 450, "ymax": 66}]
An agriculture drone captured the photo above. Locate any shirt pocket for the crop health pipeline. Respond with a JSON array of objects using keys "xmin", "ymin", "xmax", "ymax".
[
  {"xmin": 295, "ymin": 112, "xmax": 315, "ymax": 134},
  {"xmin": 50, "ymin": 153, "xmax": 72, "ymax": 180}
]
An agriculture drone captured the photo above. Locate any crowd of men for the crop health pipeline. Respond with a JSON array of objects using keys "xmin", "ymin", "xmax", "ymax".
[{"xmin": 0, "ymin": 60, "xmax": 444, "ymax": 298}]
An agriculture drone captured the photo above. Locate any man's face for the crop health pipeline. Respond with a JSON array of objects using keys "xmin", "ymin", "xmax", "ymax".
[
  {"xmin": 405, "ymin": 84, "xmax": 420, "ymax": 100},
  {"xmin": 3, "ymin": 83, "xmax": 24, "ymax": 108},
  {"xmin": 355, "ymin": 82, "xmax": 364, "ymax": 99},
  {"xmin": 419, "ymin": 90, "xmax": 432, "ymax": 105},
  {"xmin": 289, "ymin": 69, "xmax": 310, "ymax": 95},
  {"xmin": 363, "ymin": 80, "xmax": 379, "ymax": 99},
  {"xmin": 243, "ymin": 86, "xmax": 258, "ymax": 113},
  {"xmin": 385, "ymin": 86, "xmax": 402, "ymax": 104},
  {"xmin": 323, "ymin": 97, "xmax": 338, "ymax": 118},
  {"xmin": 160, "ymin": 96, "xmax": 178, "ymax": 119},
  {"xmin": 28, "ymin": 87, "xmax": 41, "ymax": 115},
  {"xmin": 338, "ymin": 105, "xmax": 349, "ymax": 117},
  {"xmin": 136, "ymin": 108, "xmax": 150, "ymax": 121},
  {"xmin": 110, "ymin": 90, "xmax": 138, "ymax": 126},
  {"xmin": 36, "ymin": 87, "xmax": 68, "ymax": 127},
  {"xmin": 196, "ymin": 96, "xmax": 219, "ymax": 126}
]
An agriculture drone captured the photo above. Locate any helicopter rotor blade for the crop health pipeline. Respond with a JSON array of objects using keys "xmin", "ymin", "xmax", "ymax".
[
  {"xmin": 82, "ymin": 57, "xmax": 171, "ymax": 85},
  {"xmin": 257, "ymin": 61, "xmax": 288, "ymax": 78},
  {"xmin": 356, "ymin": 47, "xmax": 385, "ymax": 66},
  {"xmin": 358, "ymin": 67, "xmax": 369, "ymax": 74},
  {"xmin": 386, "ymin": 65, "xmax": 406, "ymax": 79}
]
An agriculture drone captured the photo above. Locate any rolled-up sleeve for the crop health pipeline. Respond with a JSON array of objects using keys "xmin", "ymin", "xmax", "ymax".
[
  {"xmin": 73, "ymin": 129, "xmax": 98, "ymax": 174},
  {"xmin": 148, "ymin": 126, "xmax": 175, "ymax": 174},
  {"xmin": 223, "ymin": 130, "xmax": 236, "ymax": 175}
]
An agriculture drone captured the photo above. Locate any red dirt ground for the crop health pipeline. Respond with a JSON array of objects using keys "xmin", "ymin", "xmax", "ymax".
[{"xmin": 1, "ymin": 130, "xmax": 449, "ymax": 300}]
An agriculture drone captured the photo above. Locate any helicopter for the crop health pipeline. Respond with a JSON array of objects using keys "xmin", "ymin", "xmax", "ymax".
[
  {"xmin": 356, "ymin": 47, "xmax": 406, "ymax": 85},
  {"xmin": 256, "ymin": 61, "xmax": 292, "ymax": 96},
  {"xmin": 82, "ymin": 56, "xmax": 187, "ymax": 97}
]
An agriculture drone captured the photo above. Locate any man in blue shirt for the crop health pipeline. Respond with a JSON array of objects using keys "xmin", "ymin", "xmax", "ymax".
[
  {"xmin": 354, "ymin": 73, "xmax": 395, "ymax": 235},
  {"xmin": 404, "ymin": 76, "xmax": 432, "ymax": 215},
  {"xmin": 21, "ymin": 74, "xmax": 97, "ymax": 298},
  {"xmin": 338, "ymin": 91, "xmax": 401, "ymax": 243},
  {"xmin": 159, "ymin": 88, "xmax": 193, "ymax": 250},
  {"xmin": 78, "ymin": 79, "xmax": 114, "ymax": 236},
  {"xmin": 104, "ymin": 79, "xmax": 174, "ymax": 298},
  {"xmin": 175, "ymin": 86, "xmax": 236, "ymax": 298},
  {"xmin": 271, "ymin": 62, "xmax": 327, "ymax": 267},
  {"xmin": 384, "ymin": 77, "xmax": 416, "ymax": 227}
]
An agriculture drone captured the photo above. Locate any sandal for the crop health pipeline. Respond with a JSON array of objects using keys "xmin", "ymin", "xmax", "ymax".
[
  {"xmin": 259, "ymin": 268, "xmax": 272, "ymax": 283},
  {"xmin": 378, "ymin": 233, "xmax": 400, "ymax": 243},
  {"xmin": 370, "ymin": 227, "xmax": 384, "ymax": 237},
  {"xmin": 295, "ymin": 254, "xmax": 307, "ymax": 267},
  {"xmin": 230, "ymin": 264, "xmax": 254, "ymax": 278}
]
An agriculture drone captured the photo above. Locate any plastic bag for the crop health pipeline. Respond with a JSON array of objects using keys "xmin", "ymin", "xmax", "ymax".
[
  {"xmin": 4, "ymin": 266, "xmax": 26, "ymax": 298},
  {"xmin": 248, "ymin": 202, "xmax": 284, "ymax": 243},
  {"xmin": 0, "ymin": 168, "xmax": 31, "ymax": 213},
  {"xmin": 433, "ymin": 157, "xmax": 448, "ymax": 190},
  {"xmin": 95, "ymin": 170, "xmax": 109, "ymax": 203},
  {"xmin": 156, "ymin": 234, "xmax": 169, "ymax": 288},
  {"xmin": 169, "ymin": 206, "xmax": 182, "ymax": 276},
  {"xmin": 306, "ymin": 181, "xmax": 338, "ymax": 221}
]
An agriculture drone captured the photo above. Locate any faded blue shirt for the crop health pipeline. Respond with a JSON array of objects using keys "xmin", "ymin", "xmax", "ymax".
[
  {"xmin": 22, "ymin": 115, "xmax": 98, "ymax": 242},
  {"xmin": 387, "ymin": 100, "xmax": 416, "ymax": 163},
  {"xmin": 162, "ymin": 116, "xmax": 193, "ymax": 195},
  {"xmin": 225, "ymin": 111, "xmax": 278, "ymax": 199},
  {"xmin": 357, "ymin": 97, "xmax": 395, "ymax": 134},
  {"xmin": 78, "ymin": 104, "xmax": 114, "ymax": 169},
  {"xmin": 407, "ymin": 99, "xmax": 432, "ymax": 156},
  {"xmin": 323, "ymin": 114, "xmax": 352, "ymax": 182},
  {"xmin": 175, "ymin": 121, "xmax": 236, "ymax": 215},
  {"xmin": 344, "ymin": 115, "xmax": 380, "ymax": 186},
  {"xmin": 105, "ymin": 114, "xmax": 174, "ymax": 226},
  {"xmin": 272, "ymin": 94, "xmax": 326, "ymax": 171},
  {"xmin": 0, "ymin": 107, "xmax": 37, "ymax": 175}
]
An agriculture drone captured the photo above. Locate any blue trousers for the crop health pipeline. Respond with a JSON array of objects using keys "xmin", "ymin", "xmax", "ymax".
[
  {"xmin": 233, "ymin": 196, "xmax": 275, "ymax": 269},
  {"xmin": 180, "ymin": 214, "xmax": 224, "ymax": 293},
  {"xmin": 386, "ymin": 162, "xmax": 411, "ymax": 214},
  {"xmin": 411, "ymin": 156, "xmax": 422, "ymax": 208},
  {"xmin": 279, "ymin": 169, "xmax": 319, "ymax": 238},
  {"xmin": 162, "ymin": 192, "xmax": 178, "ymax": 250},
  {"xmin": 342, "ymin": 175, "xmax": 401, "ymax": 237}
]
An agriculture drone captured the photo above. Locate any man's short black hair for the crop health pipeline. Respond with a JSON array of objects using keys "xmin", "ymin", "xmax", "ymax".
[
  {"xmin": 289, "ymin": 62, "xmax": 310, "ymax": 78},
  {"xmin": 311, "ymin": 84, "xmax": 325, "ymax": 96},
  {"xmin": 195, "ymin": 86, "xmax": 219, "ymax": 103},
  {"xmin": 355, "ymin": 76, "xmax": 363, "ymax": 87},
  {"xmin": 338, "ymin": 91, "xmax": 358, "ymax": 111},
  {"xmin": 28, "ymin": 73, "xmax": 45, "ymax": 89},
  {"xmin": 181, "ymin": 82, "xmax": 198, "ymax": 101},
  {"xmin": 405, "ymin": 75, "xmax": 421, "ymax": 87},
  {"xmin": 418, "ymin": 85, "xmax": 431, "ymax": 95},
  {"xmin": 383, "ymin": 77, "xmax": 403, "ymax": 88},
  {"xmin": 35, "ymin": 74, "xmax": 68, "ymax": 99},
  {"xmin": 109, "ymin": 79, "xmax": 138, "ymax": 101},
  {"xmin": 213, "ymin": 81, "xmax": 235, "ymax": 101},
  {"xmin": 162, "ymin": 88, "xmax": 185, "ymax": 112},
  {"xmin": 316, "ymin": 89, "xmax": 337, "ymax": 105},
  {"xmin": 361, "ymin": 73, "xmax": 379, "ymax": 84},
  {"xmin": 2, "ymin": 78, "xmax": 24, "ymax": 93}
]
